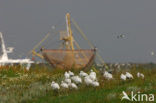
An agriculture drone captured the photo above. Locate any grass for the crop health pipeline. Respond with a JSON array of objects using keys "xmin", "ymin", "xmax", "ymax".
[{"xmin": 0, "ymin": 64, "xmax": 156, "ymax": 103}]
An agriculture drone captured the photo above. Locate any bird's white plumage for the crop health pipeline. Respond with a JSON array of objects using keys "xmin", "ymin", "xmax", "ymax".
[
  {"xmin": 64, "ymin": 78, "xmax": 71, "ymax": 84},
  {"xmin": 71, "ymin": 76, "xmax": 82, "ymax": 84},
  {"xmin": 79, "ymin": 71, "xmax": 88, "ymax": 77},
  {"xmin": 103, "ymin": 71, "xmax": 113, "ymax": 80},
  {"xmin": 51, "ymin": 81, "xmax": 60, "ymax": 90},
  {"xmin": 137, "ymin": 72, "xmax": 144, "ymax": 79},
  {"xmin": 89, "ymin": 74, "xmax": 96, "ymax": 81},
  {"xmin": 84, "ymin": 76, "xmax": 93, "ymax": 85},
  {"xmin": 68, "ymin": 83, "xmax": 78, "ymax": 89},
  {"xmin": 91, "ymin": 81, "xmax": 99, "ymax": 87},
  {"xmin": 89, "ymin": 70, "xmax": 97, "ymax": 81},
  {"xmin": 120, "ymin": 74, "xmax": 127, "ymax": 81},
  {"xmin": 60, "ymin": 81, "xmax": 68, "ymax": 89},
  {"xmin": 64, "ymin": 72, "xmax": 70, "ymax": 79},
  {"xmin": 90, "ymin": 70, "xmax": 96, "ymax": 77},
  {"xmin": 125, "ymin": 72, "xmax": 133, "ymax": 79},
  {"xmin": 140, "ymin": 73, "xmax": 144, "ymax": 79},
  {"xmin": 68, "ymin": 71, "xmax": 74, "ymax": 76}
]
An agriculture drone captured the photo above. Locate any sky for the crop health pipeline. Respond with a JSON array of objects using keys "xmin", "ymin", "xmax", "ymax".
[{"xmin": 0, "ymin": 0, "xmax": 156, "ymax": 63}]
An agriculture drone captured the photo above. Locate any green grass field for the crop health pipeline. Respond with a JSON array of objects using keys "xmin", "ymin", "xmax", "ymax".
[{"xmin": 0, "ymin": 64, "xmax": 156, "ymax": 103}]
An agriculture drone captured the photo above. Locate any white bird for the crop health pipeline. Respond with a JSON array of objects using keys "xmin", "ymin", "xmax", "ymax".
[
  {"xmin": 90, "ymin": 70, "xmax": 96, "ymax": 77},
  {"xmin": 64, "ymin": 72, "xmax": 70, "ymax": 79},
  {"xmin": 103, "ymin": 71, "xmax": 113, "ymax": 80},
  {"xmin": 64, "ymin": 78, "xmax": 71, "ymax": 84},
  {"xmin": 125, "ymin": 72, "xmax": 133, "ymax": 79},
  {"xmin": 84, "ymin": 76, "xmax": 93, "ymax": 86},
  {"xmin": 68, "ymin": 71, "xmax": 74, "ymax": 76},
  {"xmin": 89, "ymin": 70, "xmax": 97, "ymax": 81},
  {"xmin": 60, "ymin": 81, "xmax": 68, "ymax": 89},
  {"xmin": 137, "ymin": 72, "xmax": 140, "ymax": 78},
  {"xmin": 89, "ymin": 74, "xmax": 97, "ymax": 81},
  {"xmin": 71, "ymin": 76, "xmax": 82, "ymax": 84},
  {"xmin": 120, "ymin": 74, "xmax": 127, "ymax": 81},
  {"xmin": 68, "ymin": 83, "xmax": 78, "ymax": 89},
  {"xmin": 79, "ymin": 71, "xmax": 88, "ymax": 77},
  {"xmin": 137, "ymin": 72, "xmax": 144, "ymax": 79},
  {"xmin": 140, "ymin": 73, "xmax": 144, "ymax": 79},
  {"xmin": 51, "ymin": 81, "xmax": 60, "ymax": 90},
  {"xmin": 91, "ymin": 81, "xmax": 99, "ymax": 87}
]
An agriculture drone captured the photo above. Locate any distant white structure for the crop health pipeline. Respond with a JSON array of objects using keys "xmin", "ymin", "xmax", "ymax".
[
  {"xmin": 0, "ymin": 32, "xmax": 34, "ymax": 68},
  {"xmin": 151, "ymin": 51, "xmax": 155, "ymax": 56}
]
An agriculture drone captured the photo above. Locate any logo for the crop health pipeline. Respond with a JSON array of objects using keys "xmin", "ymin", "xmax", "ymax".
[{"xmin": 121, "ymin": 91, "xmax": 154, "ymax": 102}]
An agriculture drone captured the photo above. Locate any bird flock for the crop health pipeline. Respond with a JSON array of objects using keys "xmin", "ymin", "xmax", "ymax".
[
  {"xmin": 51, "ymin": 70, "xmax": 99, "ymax": 90},
  {"xmin": 51, "ymin": 70, "xmax": 145, "ymax": 90},
  {"xmin": 120, "ymin": 72, "xmax": 144, "ymax": 81}
]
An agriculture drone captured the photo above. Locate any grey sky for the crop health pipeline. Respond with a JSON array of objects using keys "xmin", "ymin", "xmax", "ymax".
[{"xmin": 0, "ymin": 0, "xmax": 156, "ymax": 63}]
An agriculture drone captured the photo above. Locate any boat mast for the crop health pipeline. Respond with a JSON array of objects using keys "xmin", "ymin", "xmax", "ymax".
[
  {"xmin": 65, "ymin": 13, "xmax": 74, "ymax": 50},
  {"xmin": 0, "ymin": 32, "xmax": 8, "ymax": 60}
]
